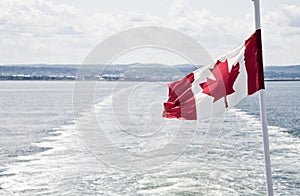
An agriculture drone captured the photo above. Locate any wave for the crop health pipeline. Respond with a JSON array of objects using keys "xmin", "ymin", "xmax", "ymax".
[{"xmin": 0, "ymin": 85, "xmax": 299, "ymax": 195}]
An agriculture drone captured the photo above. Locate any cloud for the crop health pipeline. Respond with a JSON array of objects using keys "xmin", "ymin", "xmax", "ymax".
[
  {"xmin": 0, "ymin": 0, "xmax": 83, "ymax": 36},
  {"xmin": 0, "ymin": 0, "xmax": 164, "ymax": 64},
  {"xmin": 266, "ymin": 4, "xmax": 300, "ymax": 27},
  {"xmin": 0, "ymin": 0, "xmax": 299, "ymax": 65},
  {"xmin": 166, "ymin": 0, "xmax": 253, "ymax": 57},
  {"xmin": 166, "ymin": 0, "xmax": 300, "ymax": 65},
  {"xmin": 261, "ymin": 4, "xmax": 300, "ymax": 65},
  {"xmin": 0, "ymin": 0, "xmax": 88, "ymax": 63}
]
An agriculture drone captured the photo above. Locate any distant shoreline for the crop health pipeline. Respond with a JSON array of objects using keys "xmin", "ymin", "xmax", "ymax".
[
  {"xmin": 265, "ymin": 79, "xmax": 300, "ymax": 82},
  {"xmin": 1, "ymin": 64, "xmax": 299, "ymax": 82},
  {"xmin": 0, "ymin": 79, "xmax": 299, "ymax": 82}
]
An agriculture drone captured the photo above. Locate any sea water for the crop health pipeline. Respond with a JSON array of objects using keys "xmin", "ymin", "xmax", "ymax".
[{"xmin": 0, "ymin": 81, "xmax": 299, "ymax": 195}]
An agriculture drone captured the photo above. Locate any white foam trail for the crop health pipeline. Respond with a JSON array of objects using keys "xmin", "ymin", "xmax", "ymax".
[
  {"xmin": 0, "ymin": 86, "xmax": 299, "ymax": 195},
  {"xmin": 227, "ymin": 107, "xmax": 300, "ymax": 194}
]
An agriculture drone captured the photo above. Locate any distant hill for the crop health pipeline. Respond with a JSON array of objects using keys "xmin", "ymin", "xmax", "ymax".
[
  {"xmin": 0, "ymin": 64, "xmax": 299, "ymax": 81},
  {"xmin": 264, "ymin": 65, "xmax": 300, "ymax": 81}
]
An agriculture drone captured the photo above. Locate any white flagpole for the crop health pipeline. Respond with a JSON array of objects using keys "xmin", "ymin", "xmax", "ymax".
[{"xmin": 252, "ymin": 0, "xmax": 274, "ymax": 195}]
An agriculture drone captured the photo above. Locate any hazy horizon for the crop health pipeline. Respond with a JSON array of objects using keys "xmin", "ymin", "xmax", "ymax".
[{"xmin": 1, "ymin": 63, "xmax": 300, "ymax": 67}]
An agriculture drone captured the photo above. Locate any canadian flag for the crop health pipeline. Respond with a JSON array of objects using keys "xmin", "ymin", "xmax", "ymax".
[{"xmin": 163, "ymin": 30, "xmax": 264, "ymax": 120}]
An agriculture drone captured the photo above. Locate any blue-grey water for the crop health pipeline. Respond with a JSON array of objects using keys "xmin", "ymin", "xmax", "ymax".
[{"xmin": 0, "ymin": 81, "xmax": 299, "ymax": 195}]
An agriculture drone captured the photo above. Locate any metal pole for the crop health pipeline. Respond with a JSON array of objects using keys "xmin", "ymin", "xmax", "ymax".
[{"xmin": 252, "ymin": 0, "xmax": 274, "ymax": 195}]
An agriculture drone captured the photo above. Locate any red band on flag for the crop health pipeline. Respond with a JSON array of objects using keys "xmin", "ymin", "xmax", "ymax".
[
  {"xmin": 163, "ymin": 72, "xmax": 197, "ymax": 120},
  {"xmin": 244, "ymin": 29, "xmax": 265, "ymax": 95}
]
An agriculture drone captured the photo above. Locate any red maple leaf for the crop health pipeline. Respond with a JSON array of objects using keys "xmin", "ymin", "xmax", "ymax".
[{"xmin": 200, "ymin": 60, "xmax": 240, "ymax": 108}]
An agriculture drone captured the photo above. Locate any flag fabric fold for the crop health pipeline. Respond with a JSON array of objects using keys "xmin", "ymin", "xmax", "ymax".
[{"xmin": 162, "ymin": 30, "xmax": 264, "ymax": 120}]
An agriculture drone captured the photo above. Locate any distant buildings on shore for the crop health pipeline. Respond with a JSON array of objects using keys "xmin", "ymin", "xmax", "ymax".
[
  {"xmin": 0, "ymin": 74, "xmax": 76, "ymax": 80},
  {"xmin": 0, "ymin": 64, "xmax": 299, "ymax": 81}
]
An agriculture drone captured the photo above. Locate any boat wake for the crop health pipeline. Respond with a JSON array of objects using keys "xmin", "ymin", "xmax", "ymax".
[{"xmin": 0, "ymin": 83, "xmax": 299, "ymax": 195}]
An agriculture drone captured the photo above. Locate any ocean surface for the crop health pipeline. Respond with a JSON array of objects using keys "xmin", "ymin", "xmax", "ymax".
[{"xmin": 0, "ymin": 81, "xmax": 299, "ymax": 195}]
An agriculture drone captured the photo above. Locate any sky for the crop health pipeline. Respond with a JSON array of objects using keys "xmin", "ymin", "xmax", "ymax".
[{"xmin": 0, "ymin": 0, "xmax": 299, "ymax": 66}]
